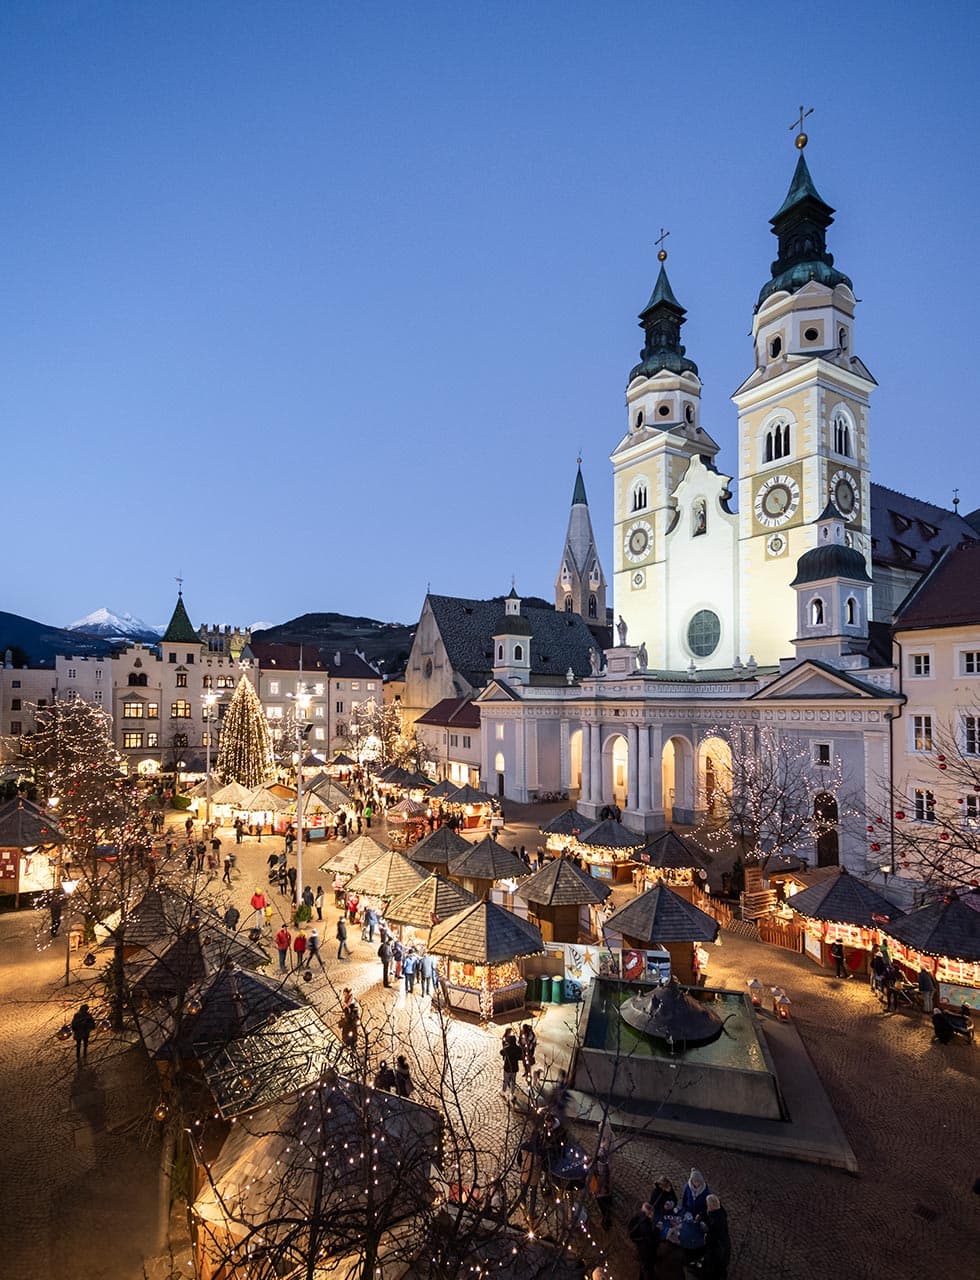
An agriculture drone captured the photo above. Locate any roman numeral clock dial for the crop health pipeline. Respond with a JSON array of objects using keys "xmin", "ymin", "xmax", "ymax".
[{"xmin": 754, "ymin": 474, "xmax": 800, "ymax": 529}]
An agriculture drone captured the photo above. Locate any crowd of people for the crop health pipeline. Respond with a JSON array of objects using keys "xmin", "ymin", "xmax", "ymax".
[{"xmin": 628, "ymin": 1169, "xmax": 731, "ymax": 1279}]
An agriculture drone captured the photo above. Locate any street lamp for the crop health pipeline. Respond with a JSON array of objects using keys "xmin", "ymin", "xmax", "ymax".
[
  {"xmin": 62, "ymin": 877, "xmax": 78, "ymax": 988},
  {"xmin": 202, "ymin": 691, "xmax": 218, "ymax": 829},
  {"xmin": 288, "ymin": 687, "xmax": 313, "ymax": 907}
]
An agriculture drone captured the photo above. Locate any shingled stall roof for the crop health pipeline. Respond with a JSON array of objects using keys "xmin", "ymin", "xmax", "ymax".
[
  {"xmin": 428, "ymin": 899, "xmax": 544, "ymax": 965},
  {"xmin": 126, "ymin": 925, "xmax": 269, "ymax": 998},
  {"xmin": 344, "ymin": 848, "xmax": 428, "ymax": 899},
  {"xmin": 882, "ymin": 891, "xmax": 980, "ymax": 963},
  {"xmin": 635, "ymin": 829, "xmax": 709, "ymax": 871},
  {"xmin": 330, "ymin": 752, "xmax": 357, "ymax": 766},
  {"xmin": 445, "ymin": 783, "xmax": 495, "ymax": 806},
  {"xmin": 137, "ymin": 966, "xmax": 302, "ymax": 1059},
  {"xmin": 517, "ymin": 855, "xmax": 611, "ymax": 908},
  {"xmin": 426, "ymin": 593, "xmax": 597, "ymax": 687},
  {"xmin": 605, "ymin": 883, "xmax": 719, "ymax": 944},
  {"xmin": 892, "ymin": 540, "xmax": 980, "ymax": 631},
  {"xmin": 197, "ymin": 1006, "xmax": 345, "ymax": 1118},
  {"xmin": 409, "ymin": 825, "xmax": 471, "ymax": 866},
  {"xmin": 449, "ymin": 836, "xmax": 530, "ymax": 882},
  {"xmin": 539, "ymin": 808, "xmax": 592, "ymax": 837},
  {"xmin": 788, "ymin": 867, "xmax": 902, "ymax": 928},
  {"xmin": 870, "ymin": 483, "xmax": 977, "ymax": 575},
  {"xmin": 426, "ymin": 779, "xmax": 459, "ymax": 800},
  {"xmin": 210, "ymin": 781, "xmax": 255, "ymax": 807},
  {"xmin": 385, "ymin": 873, "xmax": 478, "ymax": 929},
  {"xmin": 0, "ymin": 798, "xmax": 65, "ymax": 847},
  {"xmin": 318, "ymin": 834, "xmax": 388, "ymax": 875},
  {"xmin": 307, "ymin": 776, "xmax": 353, "ymax": 808},
  {"xmin": 123, "ymin": 884, "xmax": 226, "ymax": 949},
  {"xmin": 576, "ymin": 818, "xmax": 646, "ymax": 851}
]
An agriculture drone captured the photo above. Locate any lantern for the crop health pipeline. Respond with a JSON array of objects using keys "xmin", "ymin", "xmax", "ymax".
[
  {"xmin": 153, "ymin": 1102, "xmax": 169, "ymax": 1123},
  {"xmin": 57, "ymin": 1024, "xmax": 72, "ymax": 1041},
  {"xmin": 776, "ymin": 994, "xmax": 792, "ymax": 1021},
  {"xmin": 186, "ymin": 995, "xmax": 203, "ymax": 1016},
  {"xmin": 770, "ymin": 985, "xmax": 784, "ymax": 1013},
  {"xmin": 747, "ymin": 978, "xmax": 763, "ymax": 1008}
]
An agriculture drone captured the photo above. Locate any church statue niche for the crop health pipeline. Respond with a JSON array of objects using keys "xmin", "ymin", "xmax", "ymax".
[{"xmin": 693, "ymin": 499, "xmax": 707, "ymax": 537}]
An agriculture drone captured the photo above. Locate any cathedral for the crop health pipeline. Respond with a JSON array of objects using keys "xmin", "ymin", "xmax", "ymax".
[{"xmin": 476, "ymin": 130, "xmax": 977, "ymax": 889}]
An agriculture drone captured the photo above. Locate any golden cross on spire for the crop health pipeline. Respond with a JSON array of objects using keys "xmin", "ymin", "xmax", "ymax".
[
  {"xmin": 655, "ymin": 227, "xmax": 670, "ymax": 262},
  {"xmin": 790, "ymin": 104, "xmax": 813, "ymax": 149}
]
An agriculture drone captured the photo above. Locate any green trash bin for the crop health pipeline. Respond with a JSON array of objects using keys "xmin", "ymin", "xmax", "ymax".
[
  {"xmin": 539, "ymin": 976, "xmax": 553, "ymax": 1003},
  {"xmin": 550, "ymin": 974, "xmax": 563, "ymax": 1004},
  {"xmin": 527, "ymin": 975, "xmax": 541, "ymax": 1004}
]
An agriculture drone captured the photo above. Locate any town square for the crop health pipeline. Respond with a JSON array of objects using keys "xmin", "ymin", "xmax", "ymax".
[{"xmin": 1, "ymin": 5, "xmax": 979, "ymax": 1279}]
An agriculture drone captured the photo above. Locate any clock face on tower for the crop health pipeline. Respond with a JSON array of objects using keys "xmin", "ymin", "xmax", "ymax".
[
  {"xmin": 754, "ymin": 474, "xmax": 800, "ymax": 528},
  {"xmin": 829, "ymin": 469, "xmax": 859, "ymax": 521},
  {"xmin": 624, "ymin": 520, "xmax": 653, "ymax": 564}
]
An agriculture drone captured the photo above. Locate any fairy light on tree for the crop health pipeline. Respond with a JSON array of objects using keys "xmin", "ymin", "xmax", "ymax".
[{"xmin": 215, "ymin": 673, "xmax": 274, "ymax": 789}]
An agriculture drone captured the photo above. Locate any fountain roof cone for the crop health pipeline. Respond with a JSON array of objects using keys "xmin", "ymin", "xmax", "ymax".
[{"xmin": 620, "ymin": 978, "xmax": 724, "ymax": 1047}]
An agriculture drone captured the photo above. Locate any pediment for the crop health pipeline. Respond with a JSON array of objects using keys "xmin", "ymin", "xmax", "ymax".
[
  {"xmin": 475, "ymin": 680, "xmax": 520, "ymax": 703},
  {"xmin": 752, "ymin": 661, "xmax": 885, "ymax": 701}
]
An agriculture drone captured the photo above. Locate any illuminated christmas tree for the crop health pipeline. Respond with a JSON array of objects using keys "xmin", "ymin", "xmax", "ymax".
[{"xmin": 215, "ymin": 674, "xmax": 274, "ymax": 788}]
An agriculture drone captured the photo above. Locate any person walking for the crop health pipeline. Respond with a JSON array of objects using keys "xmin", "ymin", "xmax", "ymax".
[
  {"xmin": 314, "ymin": 885, "xmax": 324, "ymax": 921},
  {"xmin": 402, "ymin": 948, "xmax": 419, "ymax": 995},
  {"xmin": 306, "ymin": 928, "xmax": 325, "ymax": 970},
  {"xmin": 373, "ymin": 1060, "xmax": 396, "ymax": 1091},
  {"xmin": 333, "ymin": 873, "xmax": 346, "ymax": 908},
  {"xmin": 394, "ymin": 1054, "xmax": 413, "ymax": 1097},
  {"xmin": 275, "ymin": 925, "xmax": 292, "ymax": 972},
  {"xmin": 302, "ymin": 884, "xmax": 314, "ymax": 911},
  {"xmin": 378, "ymin": 936, "xmax": 393, "ymax": 987},
  {"xmin": 347, "ymin": 892, "xmax": 360, "ymax": 925},
  {"xmin": 418, "ymin": 951, "xmax": 437, "ymax": 996},
  {"xmin": 185, "ymin": 816, "xmax": 194, "ymax": 839},
  {"xmin": 870, "ymin": 944, "xmax": 887, "ymax": 994},
  {"xmin": 278, "ymin": 865, "xmax": 288, "ymax": 895},
  {"xmin": 518, "ymin": 1022, "xmax": 537, "ymax": 1081},
  {"xmin": 250, "ymin": 887, "xmax": 267, "ymax": 931},
  {"xmin": 628, "ymin": 1202, "xmax": 660, "ymax": 1280},
  {"xmin": 500, "ymin": 1030, "xmax": 521, "ymax": 1105},
  {"xmin": 588, "ymin": 1138, "xmax": 613, "ymax": 1231},
  {"xmin": 701, "ymin": 1193, "xmax": 732, "ymax": 1279},
  {"xmin": 255, "ymin": 821, "xmax": 263, "ymax": 843},
  {"xmin": 829, "ymin": 938, "xmax": 847, "ymax": 979},
  {"xmin": 364, "ymin": 802, "xmax": 373, "ymax": 829},
  {"xmin": 71, "ymin": 1003, "xmax": 96, "ymax": 1065},
  {"xmin": 363, "ymin": 905, "xmax": 378, "ymax": 941},
  {"xmin": 336, "ymin": 915, "xmax": 351, "ymax": 960},
  {"xmin": 234, "ymin": 817, "xmax": 244, "ymax": 845},
  {"xmin": 293, "ymin": 929, "xmax": 308, "ymax": 969},
  {"xmin": 287, "ymin": 865, "xmax": 297, "ymax": 895},
  {"xmin": 223, "ymin": 904, "xmax": 240, "ymax": 931},
  {"xmin": 222, "ymin": 854, "xmax": 233, "ymax": 885}
]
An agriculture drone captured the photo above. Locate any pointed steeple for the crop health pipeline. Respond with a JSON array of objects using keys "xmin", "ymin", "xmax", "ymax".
[
  {"xmin": 162, "ymin": 591, "xmax": 200, "ymax": 645},
  {"xmin": 555, "ymin": 461, "xmax": 606, "ymax": 623},
  {"xmin": 759, "ymin": 141, "xmax": 852, "ymax": 305},
  {"xmin": 571, "ymin": 460, "xmax": 588, "ymax": 507},
  {"xmin": 629, "ymin": 256, "xmax": 698, "ymax": 383}
]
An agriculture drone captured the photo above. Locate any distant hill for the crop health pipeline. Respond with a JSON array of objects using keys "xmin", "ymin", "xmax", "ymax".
[
  {"xmin": 68, "ymin": 607, "xmax": 162, "ymax": 645},
  {"xmin": 0, "ymin": 610, "xmax": 119, "ymax": 668},
  {"xmin": 252, "ymin": 612, "xmax": 416, "ymax": 675}
]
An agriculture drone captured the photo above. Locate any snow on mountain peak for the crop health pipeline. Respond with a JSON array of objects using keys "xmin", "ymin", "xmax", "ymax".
[{"xmin": 68, "ymin": 608, "xmax": 162, "ymax": 638}]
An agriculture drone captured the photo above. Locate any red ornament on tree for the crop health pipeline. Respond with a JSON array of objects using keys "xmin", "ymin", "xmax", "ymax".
[
  {"xmin": 895, "ymin": 811, "xmax": 906, "ymax": 821},
  {"xmin": 870, "ymin": 842, "xmax": 881, "ymax": 852}
]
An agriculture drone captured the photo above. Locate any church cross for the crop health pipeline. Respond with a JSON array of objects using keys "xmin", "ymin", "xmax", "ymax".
[
  {"xmin": 175, "ymin": 572, "xmax": 183, "ymax": 595},
  {"xmin": 790, "ymin": 104, "xmax": 813, "ymax": 137},
  {"xmin": 655, "ymin": 227, "xmax": 670, "ymax": 259}
]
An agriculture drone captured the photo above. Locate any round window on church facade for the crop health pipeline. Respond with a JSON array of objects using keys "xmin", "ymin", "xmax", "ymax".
[{"xmin": 687, "ymin": 609, "xmax": 721, "ymax": 658}]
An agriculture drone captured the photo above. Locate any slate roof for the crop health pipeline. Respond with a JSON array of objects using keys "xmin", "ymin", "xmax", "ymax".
[
  {"xmin": 344, "ymin": 849, "xmax": 428, "ymax": 899},
  {"xmin": 517, "ymin": 856, "xmax": 611, "ymax": 908},
  {"xmin": 428, "ymin": 899, "xmax": 544, "ymax": 964},
  {"xmin": 409, "ymin": 825, "xmax": 472, "ymax": 866},
  {"xmin": 605, "ymin": 884, "xmax": 719, "ymax": 944},
  {"xmin": 415, "ymin": 696, "xmax": 481, "ymax": 730},
  {"xmin": 126, "ymin": 925, "xmax": 269, "ymax": 997},
  {"xmin": 576, "ymin": 819, "xmax": 646, "ymax": 851},
  {"xmin": 788, "ymin": 867, "xmax": 902, "ymax": 928},
  {"xmin": 882, "ymin": 891, "xmax": 980, "ymax": 962},
  {"xmin": 445, "ymin": 783, "xmax": 495, "ymax": 806},
  {"xmin": 634, "ymin": 829, "xmax": 709, "ymax": 871},
  {"xmin": 161, "ymin": 593, "xmax": 200, "ymax": 645},
  {"xmin": 448, "ymin": 836, "xmax": 530, "ymax": 883},
  {"xmin": 539, "ymin": 808, "xmax": 592, "ymax": 837},
  {"xmin": 197, "ymin": 1006, "xmax": 344, "ymax": 1117},
  {"xmin": 892, "ymin": 540, "xmax": 980, "ymax": 631},
  {"xmin": 140, "ymin": 967, "xmax": 302, "ymax": 1058},
  {"xmin": 318, "ymin": 834, "xmax": 388, "ymax": 875},
  {"xmin": 385, "ymin": 873, "xmax": 478, "ymax": 929},
  {"xmin": 123, "ymin": 885, "xmax": 221, "ymax": 948},
  {"xmin": 0, "ymin": 798, "xmax": 65, "ymax": 848},
  {"xmin": 426, "ymin": 594, "xmax": 597, "ymax": 688},
  {"xmin": 869, "ymin": 483, "xmax": 977, "ymax": 577}
]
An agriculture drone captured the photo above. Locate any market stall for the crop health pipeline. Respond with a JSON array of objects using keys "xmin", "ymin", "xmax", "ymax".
[
  {"xmin": 343, "ymin": 848, "xmax": 428, "ymax": 904},
  {"xmin": 789, "ymin": 868, "xmax": 902, "ymax": 977},
  {"xmin": 516, "ymin": 854, "xmax": 611, "ymax": 943},
  {"xmin": 447, "ymin": 835, "xmax": 530, "ymax": 903},
  {"xmin": 385, "ymin": 873, "xmax": 478, "ymax": 950},
  {"xmin": 444, "ymin": 783, "xmax": 495, "ymax": 830},
  {"xmin": 632, "ymin": 830, "xmax": 710, "ymax": 901},
  {"xmin": 428, "ymin": 899, "xmax": 543, "ymax": 1019},
  {"xmin": 881, "ymin": 889, "xmax": 980, "ymax": 1009},
  {"xmin": 318, "ymin": 834, "xmax": 389, "ymax": 878},
  {"xmin": 408, "ymin": 824, "xmax": 472, "ymax": 872},
  {"xmin": 0, "ymin": 797, "xmax": 65, "ymax": 908},
  {"xmin": 604, "ymin": 883, "xmax": 719, "ymax": 985},
  {"xmin": 538, "ymin": 808, "xmax": 592, "ymax": 855},
  {"xmin": 208, "ymin": 781, "xmax": 255, "ymax": 828},
  {"xmin": 571, "ymin": 818, "xmax": 644, "ymax": 883},
  {"xmin": 385, "ymin": 796, "xmax": 428, "ymax": 847}
]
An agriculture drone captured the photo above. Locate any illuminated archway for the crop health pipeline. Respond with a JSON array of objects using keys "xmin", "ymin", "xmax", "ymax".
[
  {"xmin": 569, "ymin": 727, "xmax": 583, "ymax": 797},
  {"xmin": 697, "ymin": 735, "xmax": 731, "ymax": 818},
  {"xmin": 662, "ymin": 735, "xmax": 695, "ymax": 824}
]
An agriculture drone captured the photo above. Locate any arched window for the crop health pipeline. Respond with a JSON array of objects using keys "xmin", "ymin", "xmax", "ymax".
[
  {"xmin": 635, "ymin": 409, "xmax": 644, "ymax": 429},
  {"xmin": 588, "ymin": 594, "xmax": 597, "ymax": 619},
  {"xmin": 846, "ymin": 597, "xmax": 857, "ymax": 625},
  {"xmin": 564, "ymin": 595, "xmax": 573, "ymax": 612},
  {"xmin": 764, "ymin": 419, "xmax": 791, "ymax": 463},
  {"xmin": 838, "ymin": 326, "xmax": 848, "ymax": 351},
  {"xmin": 810, "ymin": 598, "xmax": 825, "ymax": 626},
  {"xmin": 769, "ymin": 335, "xmax": 782, "ymax": 358},
  {"xmin": 514, "ymin": 644, "xmax": 523, "ymax": 661},
  {"xmin": 497, "ymin": 644, "xmax": 504, "ymax": 661},
  {"xmin": 833, "ymin": 411, "xmax": 853, "ymax": 457},
  {"xmin": 631, "ymin": 480, "xmax": 648, "ymax": 511},
  {"xmin": 128, "ymin": 672, "xmax": 147, "ymax": 687}
]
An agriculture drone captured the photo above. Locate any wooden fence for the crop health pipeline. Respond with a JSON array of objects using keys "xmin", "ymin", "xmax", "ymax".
[{"xmin": 757, "ymin": 916, "xmax": 804, "ymax": 953}]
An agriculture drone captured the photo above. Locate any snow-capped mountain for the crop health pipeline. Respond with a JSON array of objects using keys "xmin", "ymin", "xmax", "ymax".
[{"xmin": 67, "ymin": 608, "xmax": 163, "ymax": 643}]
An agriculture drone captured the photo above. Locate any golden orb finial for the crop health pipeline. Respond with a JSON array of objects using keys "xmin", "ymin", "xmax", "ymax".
[
  {"xmin": 790, "ymin": 105, "xmax": 813, "ymax": 150},
  {"xmin": 657, "ymin": 248, "xmax": 667, "ymax": 262},
  {"xmin": 795, "ymin": 132, "xmax": 808, "ymax": 150}
]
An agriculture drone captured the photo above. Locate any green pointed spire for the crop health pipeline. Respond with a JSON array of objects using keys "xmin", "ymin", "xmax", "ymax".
[
  {"xmin": 571, "ymin": 463, "xmax": 588, "ymax": 506},
  {"xmin": 629, "ymin": 256, "xmax": 698, "ymax": 382},
  {"xmin": 759, "ymin": 144, "xmax": 852, "ymax": 305},
  {"xmin": 772, "ymin": 152, "xmax": 830, "ymax": 220},
  {"xmin": 640, "ymin": 263, "xmax": 682, "ymax": 315},
  {"xmin": 162, "ymin": 592, "xmax": 199, "ymax": 644}
]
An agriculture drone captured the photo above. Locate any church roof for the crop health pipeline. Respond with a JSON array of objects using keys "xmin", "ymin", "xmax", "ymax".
[
  {"xmin": 630, "ymin": 261, "xmax": 698, "ymax": 381},
  {"xmin": 893, "ymin": 540, "xmax": 980, "ymax": 631},
  {"xmin": 162, "ymin": 593, "xmax": 200, "ymax": 644},
  {"xmin": 790, "ymin": 542, "xmax": 871, "ymax": 586},
  {"xmin": 759, "ymin": 149, "xmax": 852, "ymax": 305},
  {"xmin": 869, "ymin": 483, "xmax": 977, "ymax": 576},
  {"xmin": 426, "ymin": 594, "xmax": 596, "ymax": 688},
  {"xmin": 571, "ymin": 465, "xmax": 588, "ymax": 506}
]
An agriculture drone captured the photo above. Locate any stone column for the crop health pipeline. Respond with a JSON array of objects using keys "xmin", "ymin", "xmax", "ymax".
[
  {"xmin": 637, "ymin": 724, "xmax": 652, "ymax": 811},
  {"xmin": 580, "ymin": 721, "xmax": 592, "ymax": 803},
  {"xmin": 590, "ymin": 721, "xmax": 603, "ymax": 807},
  {"xmin": 627, "ymin": 723, "xmax": 639, "ymax": 811}
]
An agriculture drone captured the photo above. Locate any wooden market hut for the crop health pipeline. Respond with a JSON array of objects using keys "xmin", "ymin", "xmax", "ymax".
[
  {"xmin": 633, "ymin": 830, "xmax": 710, "ymax": 900},
  {"xmin": 306, "ymin": 775, "xmax": 354, "ymax": 811},
  {"xmin": 126, "ymin": 925, "xmax": 269, "ymax": 1000},
  {"xmin": 604, "ymin": 884, "xmax": 719, "ymax": 984},
  {"xmin": 444, "ymin": 783, "xmax": 495, "ymax": 830},
  {"xmin": 447, "ymin": 835, "xmax": 530, "ymax": 901},
  {"xmin": 881, "ymin": 889, "xmax": 980, "ymax": 1001},
  {"xmin": 0, "ymin": 797, "xmax": 65, "ymax": 908},
  {"xmin": 385, "ymin": 796, "xmax": 428, "ymax": 846},
  {"xmin": 122, "ymin": 884, "xmax": 227, "ymax": 955},
  {"xmin": 789, "ymin": 868, "xmax": 902, "ymax": 976},
  {"xmin": 538, "ymin": 807, "xmax": 593, "ymax": 854},
  {"xmin": 384, "ymin": 873, "xmax": 478, "ymax": 949},
  {"xmin": 573, "ymin": 818, "xmax": 645, "ymax": 883},
  {"xmin": 426, "ymin": 779, "xmax": 459, "ymax": 801},
  {"xmin": 516, "ymin": 854, "xmax": 611, "ymax": 943},
  {"xmin": 428, "ymin": 899, "xmax": 544, "ymax": 1017},
  {"xmin": 408, "ymin": 824, "xmax": 472, "ymax": 872},
  {"xmin": 343, "ymin": 848, "xmax": 428, "ymax": 905},
  {"xmin": 318, "ymin": 834, "xmax": 388, "ymax": 878}
]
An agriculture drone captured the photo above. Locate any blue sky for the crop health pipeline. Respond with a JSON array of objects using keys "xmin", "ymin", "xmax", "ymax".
[{"xmin": 2, "ymin": 2, "xmax": 978, "ymax": 631}]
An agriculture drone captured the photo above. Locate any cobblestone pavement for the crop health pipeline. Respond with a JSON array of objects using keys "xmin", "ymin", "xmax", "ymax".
[{"xmin": 3, "ymin": 807, "xmax": 979, "ymax": 1279}]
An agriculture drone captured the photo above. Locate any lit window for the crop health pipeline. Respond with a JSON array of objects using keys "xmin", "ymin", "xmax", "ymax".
[
  {"xmin": 912, "ymin": 715, "xmax": 933, "ymax": 752},
  {"xmin": 365, "ymin": 682, "xmax": 375, "ymax": 692},
  {"xmin": 913, "ymin": 788, "xmax": 935, "ymax": 823},
  {"xmin": 171, "ymin": 700, "xmax": 192, "ymax": 719},
  {"xmin": 267, "ymin": 706, "xmax": 284, "ymax": 720},
  {"xmin": 314, "ymin": 727, "xmax": 325, "ymax": 741},
  {"xmin": 176, "ymin": 671, "xmax": 188, "ymax": 688},
  {"xmin": 147, "ymin": 703, "xmax": 159, "ymax": 718},
  {"xmin": 203, "ymin": 675, "xmax": 212, "ymax": 688},
  {"xmin": 910, "ymin": 654, "xmax": 931, "ymax": 678},
  {"xmin": 351, "ymin": 682, "xmax": 360, "ymax": 691},
  {"xmin": 269, "ymin": 681, "xmax": 280, "ymax": 695},
  {"xmin": 147, "ymin": 732, "xmax": 159, "ymax": 747},
  {"xmin": 314, "ymin": 683, "xmax": 325, "ymax": 695},
  {"xmin": 314, "ymin": 705, "xmax": 324, "ymax": 718},
  {"xmin": 123, "ymin": 732, "xmax": 143, "ymax": 749},
  {"xmin": 495, "ymin": 723, "xmax": 504, "ymax": 740},
  {"xmin": 123, "ymin": 701, "xmax": 144, "ymax": 718}
]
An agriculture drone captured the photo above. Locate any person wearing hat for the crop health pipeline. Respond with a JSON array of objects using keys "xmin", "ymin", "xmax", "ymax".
[
  {"xmin": 250, "ymin": 887, "xmax": 267, "ymax": 931},
  {"xmin": 71, "ymin": 1004, "xmax": 96, "ymax": 1065}
]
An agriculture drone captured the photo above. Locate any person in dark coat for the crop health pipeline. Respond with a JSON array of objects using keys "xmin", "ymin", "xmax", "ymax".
[
  {"xmin": 650, "ymin": 1174, "xmax": 678, "ymax": 1218},
  {"xmin": 418, "ymin": 952, "xmax": 437, "ymax": 996},
  {"xmin": 394, "ymin": 1054, "xmax": 413, "ymax": 1097},
  {"xmin": 518, "ymin": 1023, "xmax": 537, "ymax": 1080},
  {"xmin": 701, "ymin": 1193, "xmax": 732, "ymax": 1278},
  {"xmin": 627, "ymin": 1202, "xmax": 659, "ymax": 1280},
  {"xmin": 500, "ymin": 1030, "xmax": 521, "ymax": 1104},
  {"xmin": 223, "ymin": 904, "xmax": 240, "ymax": 931},
  {"xmin": 932, "ymin": 1005, "xmax": 954, "ymax": 1044},
  {"xmin": 829, "ymin": 938, "xmax": 847, "ymax": 979},
  {"xmin": 71, "ymin": 1004, "xmax": 96, "ymax": 1064},
  {"xmin": 373, "ymin": 1060, "xmax": 396, "ymax": 1091},
  {"xmin": 336, "ymin": 915, "xmax": 350, "ymax": 960},
  {"xmin": 378, "ymin": 937, "xmax": 392, "ymax": 987}
]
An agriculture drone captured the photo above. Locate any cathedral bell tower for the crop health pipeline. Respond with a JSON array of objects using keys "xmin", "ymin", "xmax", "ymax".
[
  {"xmin": 734, "ymin": 123, "xmax": 876, "ymax": 667},
  {"xmin": 555, "ymin": 461, "xmax": 607, "ymax": 625},
  {"xmin": 612, "ymin": 243, "xmax": 722, "ymax": 667}
]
